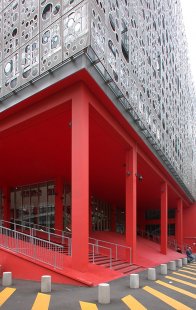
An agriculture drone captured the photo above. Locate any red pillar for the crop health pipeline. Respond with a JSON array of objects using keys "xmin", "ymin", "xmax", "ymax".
[
  {"xmin": 55, "ymin": 177, "xmax": 64, "ymax": 232},
  {"xmin": 161, "ymin": 183, "xmax": 168, "ymax": 254},
  {"xmin": 71, "ymin": 86, "xmax": 89, "ymax": 271},
  {"xmin": 176, "ymin": 198, "xmax": 183, "ymax": 250},
  {"xmin": 2, "ymin": 186, "xmax": 10, "ymax": 225},
  {"xmin": 126, "ymin": 146, "xmax": 137, "ymax": 264}
]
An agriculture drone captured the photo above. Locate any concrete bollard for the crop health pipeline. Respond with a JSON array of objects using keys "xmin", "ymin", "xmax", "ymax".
[
  {"xmin": 2, "ymin": 272, "xmax": 12, "ymax": 286},
  {"xmin": 168, "ymin": 261, "xmax": 176, "ymax": 271},
  {"xmin": 130, "ymin": 274, "xmax": 139, "ymax": 288},
  {"xmin": 182, "ymin": 257, "xmax": 188, "ymax": 265},
  {"xmin": 160, "ymin": 264, "xmax": 167, "ymax": 275},
  {"xmin": 148, "ymin": 268, "xmax": 156, "ymax": 281},
  {"xmin": 177, "ymin": 259, "xmax": 182, "ymax": 268},
  {"xmin": 98, "ymin": 283, "xmax": 110, "ymax": 304},
  {"xmin": 41, "ymin": 275, "xmax": 51, "ymax": 293}
]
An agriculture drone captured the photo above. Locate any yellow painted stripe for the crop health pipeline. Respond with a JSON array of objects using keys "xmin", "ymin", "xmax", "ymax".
[
  {"xmin": 166, "ymin": 276, "xmax": 196, "ymax": 288},
  {"xmin": 31, "ymin": 293, "xmax": 51, "ymax": 310},
  {"xmin": 156, "ymin": 280, "xmax": 196, "ymax": 299},
  {"xmin": 179, "ymin": 270, "xmax": 196, "ymax": 276},
  {"xmin": 183, "ymin": 267, "xmax": 196, "ymax": 272},
  {"xmin": 122, "ymin": 295, "xmax": 147, "ymax": 310},
  {"xmin": 173, "ymin": 272, "xmax": 196, "ymax": 281},
  {"xmin": 0, "ymin": 288, "xmax": 16, "ymax": 306},
  {"xmin": 143, "ymin": 286, "xmax": 192, "ymax": 310},
  {"xmin": 79, "ymin": 301, "xmax": 98, "ymax": 310}
]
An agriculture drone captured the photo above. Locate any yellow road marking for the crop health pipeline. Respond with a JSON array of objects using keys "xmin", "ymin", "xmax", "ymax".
[
  {"xmin": 79, "ymin": 301, "xmax": 98, "ymax": 309},
  {"xmin": 179, "ymin": 270, "xmax": 196, "ymax": 276},
  {"xmin": 166, "ymin": 276, "xmax": 196, "ymax": 288},
  {"xmin": 31, "ymin": 293, "xmax": 51, "ymax": 310},
  {"xmin": 122, "ymin": 295, "xmax": 147, "ymax": 310},
  {"xmin": 143, "ymin": 286, "xmax": 192, "ymax": 310},
  {"xmin": 0, "ymin": 288, "xmax": 16, "ymax": 306},
  {"xmin": 183, "ymin": 267, "xmax": 196, "ymax": 272},
  {"xmin": 156, "ymin": 280, "xmax": 196, "ymax": 299},
  {"xmin": 172, "ymin": 272, "xmax": 196, "ymax": 281}
]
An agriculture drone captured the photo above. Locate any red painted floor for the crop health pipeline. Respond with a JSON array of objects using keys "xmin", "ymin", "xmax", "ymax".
[
  {"xmin": 91, "ymin": 231, "xmax": 185, "ymax": 268},
  {"xmin": 0, "ymin": 231, "xmax": 186, "ymax": 286}
]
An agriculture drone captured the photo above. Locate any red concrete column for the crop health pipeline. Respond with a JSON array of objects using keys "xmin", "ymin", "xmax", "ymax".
[
  {"xmin": 55, "ymin": 177, "xmax": 64, "ymax": 232},
  {"xmin": 126, "ymin": 146, "xmax": 137, "ymax": 264},
  {"xmin": 2, "ymin": 186, "xmax": 10, "ymax": 225},
  {"xmin": 71, "ymin": 87, "xmax": 89, "ymax": 271},
  {"xmin": 161, "ymin": 183, "xmax": 168, "ymax": 254},
  {"xmin": 176, "ymin": 198, "xmax": 183, "ymax": 250}
]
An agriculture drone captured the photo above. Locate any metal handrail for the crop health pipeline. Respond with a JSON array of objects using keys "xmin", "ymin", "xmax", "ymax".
[
  {"xmin": 137, "ymin": 228, "xmax": 177, "ymax": 249},
  {"xmin": 89, "ymin": 243, "xmax": 112, "ymax": 269},
  {"xmin": 1, "ymin": 220, "xmax": 72, "ymax": 256},
  {"xmin": 6, "ymin": 219, "xmax": 72, "ymax": 237},
  {"xmin": 89, "ymin": 237, "xmax": 132, "ymax": 264},
  {"xmin": 0, "ymin": 225, "xmax": 64, "ymax": 269}
]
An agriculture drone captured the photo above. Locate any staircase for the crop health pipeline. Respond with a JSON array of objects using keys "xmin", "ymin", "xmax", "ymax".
[{"xmin": 89, "ymin": 252, "xmax": 144, "ymax": 275}]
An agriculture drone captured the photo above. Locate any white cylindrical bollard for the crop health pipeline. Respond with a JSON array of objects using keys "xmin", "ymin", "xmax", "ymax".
[
  {"xmin": 177, "ymin": 259, "xmax": 182, "ymax": 268},
  {"xmin": 182, "ymin": 257, "xmax": 188, "ymax": 265},
  {"xmin": 2, "ymin": 272, "xmax": 12, "ymax": 286},
  {"xmin": 160, "ymin": 264, "xmax": 167, "ymax": 275},
  {"xmin": 168, "ymin": 261, "xmax": 176, "ymax": 271},
  {"xmin": 148, "ymin": 268, "xmax": 156, "ymax": 280},
  {"xmin": 130, "ymin": 274, "xmax": 139, "ymax": 288},
  {"xmin": 41, "ymin": 275, "xmax": 51, "ymax": 293},
  {"xmin": 98, "ymin": 283, "xmax": 110, "ymax": 304}
]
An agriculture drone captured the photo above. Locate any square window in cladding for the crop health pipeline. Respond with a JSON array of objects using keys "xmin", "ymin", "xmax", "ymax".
[
  {"xmin": 40, "ymin": 19, "xmax": 62, "ymax": 73},
  {"xmin": 3, "ymin": 0, "xmax": 13, "ymax": 9},
  {"xmin": 63, "ymin": 0, "xmax": 84, "ymax": 14},
  {"xmin": 3, "ymin": 0, "xmax": 19, "ymax": 59},
  {"xmin": 3, "ymin": 52, "xmax": 20, "ymax": 95},
  {"xmin": 20, "ymin": 0, "xmax": 39, "ymax": 46},
  {"xmin": 91, "ymin": 9, "xmax": 106, "ymax": 64},
  {"xmin": 40, "ymin": 0, "xmax": 61, "ymax": 32},
  {"xmin": 20, "ymin": 36, "xmax": 39, "ymax": 85},
  {"xmin": 63, "ymin": 3, "xmax": 89, "ymax": 60}
]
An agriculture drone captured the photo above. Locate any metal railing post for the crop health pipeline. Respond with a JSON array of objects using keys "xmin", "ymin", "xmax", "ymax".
[
  {"xmin": 92, "ymin": 244, "xmax": 95, "ymax": 264},
  {"xmin": 110, "ymin": 249, "xmax": 112, "ymax": 269}
]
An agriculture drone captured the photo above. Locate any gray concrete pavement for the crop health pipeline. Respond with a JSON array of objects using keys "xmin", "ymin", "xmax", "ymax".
[{"xmin": 1, "ymin": 262, "xmax": 196, "ymax": 309}]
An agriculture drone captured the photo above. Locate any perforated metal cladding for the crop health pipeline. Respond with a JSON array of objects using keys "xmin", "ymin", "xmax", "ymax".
[
  {"xmin": 0, "ymin": 0, "xmax": 89, "ymax": 96},
  {"xmin": 40, "ymin": 20, "xmax": 62, "ymax": 73},
  {"xmin": 3, "ymin": 0, "xmax": 19, "ymax": 58},
  {"xmin": 20, "ymin": 0, "xmax": 39, "ymax": 46},
  {"xmin": 40, "ymin": 0, "xmax": 61, "ymax": 32},
  {"xmin": 63, "ymin": 0, "xmax": 83, "ymax": 14},
  {"xmin": 21, "ymin": 36, "xmax": 39, "ymax": 85},
  {"xmin": 3, "ymin": 52, "xmax": 20, "ymax": 95},
  {"xmin": 63, "ymin": 3, "xmax": 89, "ymax": 60},
  {"xmin": 0, "ymin": 0, "xmax": 195, "ymax": 199}
]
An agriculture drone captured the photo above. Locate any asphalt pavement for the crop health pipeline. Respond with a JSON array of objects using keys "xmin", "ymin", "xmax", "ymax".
[{"xmin": 0, "ymin": 262, "xmax": 196, "ymax": 309}]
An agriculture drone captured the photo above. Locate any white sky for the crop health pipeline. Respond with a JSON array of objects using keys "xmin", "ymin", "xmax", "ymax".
[{"xmin": 180, "ymin": 0, "xmax": 196, "ymax": 88}]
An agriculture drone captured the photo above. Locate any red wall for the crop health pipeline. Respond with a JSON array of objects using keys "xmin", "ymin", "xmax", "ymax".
[{"xmin": 0, "ymin": 249, "xmax": 85, "ymax": 286}]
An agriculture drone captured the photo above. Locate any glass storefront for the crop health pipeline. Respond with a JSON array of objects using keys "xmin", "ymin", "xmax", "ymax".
[
  {"xmin": 116, "ymin": 208, "xmax": 125, "ymax": 234},
  {"xmin": 10, "ymin": 181, "xmax": 55, "ymax": 228},
  {"xmin": 63, "ymin": 184, "xmax": 71, "ymax": 233},
  {"xmin": 91, "ymin": 196, "xmax": 111, "ymax": 231}
]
